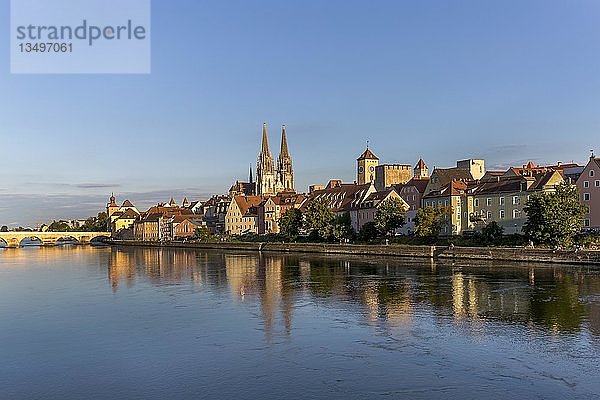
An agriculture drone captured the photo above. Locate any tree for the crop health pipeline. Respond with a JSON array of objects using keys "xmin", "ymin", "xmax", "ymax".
[
  {"xmin": 195, "ymin": 226, "xmax": 212, "ymax": 241},
  {"xmin": 333, "ymin": 212, "xmax": 354, "ymax": 242},
  {"xmin": 524, "ymin": 183, "xmax": 588, "ymax": 247},
  {"xmin": 0, "ymin": 226, "xmax": 8, "ymax": 232},
  {"xmin": 48, "ymin": 221, "xmax": 71, "ymax": 232},
  {"xmin": 95, "ymin": 212, "xmax": 108, "ymax": 231},
  {"xmin": 303, "ymin": 198, "xmax": 335, "ymax": 240},
  {"xmin": 358, "ymin": 221, "xmax": 379, "ymax": 242},
  {"xmin": 374, "ymin": 197, "xmax": 406, "ymax": 237},
  {"xmin": 414, "ymin": 206, "xmax": 452, "ymax": 238},
  {"xmin": 279, "ymin": 208, "xmax": 303, "ymax": 241},
  {"xmin": 479, "ymin": 221, "xmax": 504, "ymax": 245}
]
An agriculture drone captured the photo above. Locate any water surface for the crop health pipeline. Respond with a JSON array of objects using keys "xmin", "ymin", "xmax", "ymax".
[{"xmin": 1, "ymin": 246, "xmax": 599, "ymax": 399}]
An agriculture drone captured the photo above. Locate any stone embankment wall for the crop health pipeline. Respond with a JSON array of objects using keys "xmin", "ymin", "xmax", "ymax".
[{"xmin": 107, "ymin": 240, "xmax": 600, "ymax": 266}]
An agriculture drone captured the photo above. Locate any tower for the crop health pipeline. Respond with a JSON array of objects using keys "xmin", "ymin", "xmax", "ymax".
[
  {"xmin": 414, "ymin": 158, "xmax": 429, "ymax": 179},
  {"xmin": 256, "ymin": 123, "xmax": 276, "ymax": 196},
  {"xmin": 106, "ymin": 193, "xmax": 119, "ymax": 231},
  {"xmin": 357, "ymin": 144, "xmax": 379, "ymax": 185},
  {"xmin": 106, "ymin": 193, "xmax": 118, "ymax": 218},
  {"xmin": 275, "ymin": 125, "xmax": 294, "ymax": 193}
]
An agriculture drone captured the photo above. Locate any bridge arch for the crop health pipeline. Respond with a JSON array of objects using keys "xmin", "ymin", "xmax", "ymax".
[
  {"xmin": 55, "ymin": 236, "xmax": 81, "ymax": 245},
  {"xmin": 19, "ymin": 236, "xmax": 43, "ymax": 246},
  {"xmin": 90, "ymin": 235, "xmax": 111, "ymax": 244},
  {"xmin": 0, "ymin": 237, "xmax": 7, "ymax": 248}
]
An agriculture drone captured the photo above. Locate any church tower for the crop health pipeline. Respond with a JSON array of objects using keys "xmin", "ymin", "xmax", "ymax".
[
  {"xmin": 357, "ymin": 145, "xmax": 379, "ymax": 185},
  {"xmin": 275, "ymin": 125, "xmax": 294, "ymax": 193},
  {"xmin": 256, "ymin": 123, "xmax": 276, "ymax": 196},
  {"xmin": 414, "ymin": 158, "xmax": 429, "ymax": 179}
]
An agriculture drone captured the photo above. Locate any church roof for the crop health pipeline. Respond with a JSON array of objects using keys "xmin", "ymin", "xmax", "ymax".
[{"xmin": 357, "ymin": 148, "xmax": 379, "ymax": 161}]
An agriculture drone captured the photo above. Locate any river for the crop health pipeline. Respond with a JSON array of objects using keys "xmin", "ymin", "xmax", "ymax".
[{"xmin": 1, "ymin": 245, "xmax": 599, "ymax": 399}]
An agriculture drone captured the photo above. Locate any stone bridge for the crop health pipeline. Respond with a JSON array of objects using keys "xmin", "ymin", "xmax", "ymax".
[{"xmin": 0, "ymin": 232, "xmax": 111, "ymax": 248}]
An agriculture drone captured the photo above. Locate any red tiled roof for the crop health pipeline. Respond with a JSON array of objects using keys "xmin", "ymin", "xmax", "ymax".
[{"xmin": 233, "ymin": 196, "xmax": 264, "ymax": 216}]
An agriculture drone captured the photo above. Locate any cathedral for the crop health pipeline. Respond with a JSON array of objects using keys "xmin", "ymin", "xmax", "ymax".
[{"xmin": 256, "ymin": 123, "xmax": 295, "ymax": 196}]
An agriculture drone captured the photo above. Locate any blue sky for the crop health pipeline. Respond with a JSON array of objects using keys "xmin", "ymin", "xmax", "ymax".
[{"xmin": 1, "ymin": 0, "xmax": 600, "ymax": 226}]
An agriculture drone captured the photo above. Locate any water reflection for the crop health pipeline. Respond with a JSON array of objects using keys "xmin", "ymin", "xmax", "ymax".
[{"xmin": 106, "ymin": 246, "xmax": 600, "ymax": 337}]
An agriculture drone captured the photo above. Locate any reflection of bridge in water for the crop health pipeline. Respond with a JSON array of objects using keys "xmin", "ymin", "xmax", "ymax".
[{"xmin": 0, "ymin": 232, "xmax": 111, "ymax": 248}]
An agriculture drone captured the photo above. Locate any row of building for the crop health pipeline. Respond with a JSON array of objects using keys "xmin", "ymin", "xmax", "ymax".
[{"xmin": 106, "ymin": 123, "xmax": 600, "ymax": 239}]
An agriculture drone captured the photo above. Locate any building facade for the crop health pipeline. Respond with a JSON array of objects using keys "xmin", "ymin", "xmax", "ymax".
[
  {"xmin": 374, "ymin": 164, "xmax": 412, "ymax": 191},
  {"xmin": 577, "ymin": 154, "xmax": 600, "ymax": 229},
  {"xmin": 225, "ymin": 195, "xmax": 264, "ymax": 235}
]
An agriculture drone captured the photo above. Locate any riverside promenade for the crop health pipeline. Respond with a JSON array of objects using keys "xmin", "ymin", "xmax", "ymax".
[{"xmin": 107, "ymin": 240, "xmax": 600, "ymax": 266}]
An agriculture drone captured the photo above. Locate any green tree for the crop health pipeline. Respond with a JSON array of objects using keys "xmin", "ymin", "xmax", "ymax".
[
  {"xmin": 195, "ymin": 226, "xmax": 212, "ymax": 241},
  {"xmin": 94, "ymin": 212, "xmax": 108, "ymax": 231},
  {"xmin": 374, "ymin": 197, "xmax": 406, "ymax": 237},
  {"xmin": 333, "ymin": 212, "xmax": 354, "ymax": 242},
  {"xmin": 279, "ymin": 208, "xmax": 304, "ymax": 242},
  {"xmin": 479, "ymin": 221, "xmax": 504, "ymax": 245},
  {"xmin": 358, "ymin": 221, "xmax": 379, "ymax": 242},
  {"xmin": 304, "ymin": 198, "xmax": 335, "ymax": 240},
  {"xmin": 523, "ymin": 183, "xmax": 588, "ymax": 247},
  {"xmin": 48, "ymin": 221, "xmax": 71, "ymax": 232},
  {"xmin": 414, "ymin": 206, "xmax": 452, "ymax": 238},
  {"xmin": 0, "ymin": 226, "xmax": 8, "ymax": 232}
]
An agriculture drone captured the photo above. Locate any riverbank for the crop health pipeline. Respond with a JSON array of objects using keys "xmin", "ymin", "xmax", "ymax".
[{"xmin": 107, "ymin": 240, "xmax": 600, "ymax": 265}]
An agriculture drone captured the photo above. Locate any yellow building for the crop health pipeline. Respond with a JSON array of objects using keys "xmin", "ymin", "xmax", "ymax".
[
  {"xmin": 422, "ymin": 180, "xmax": 470, "ymax": 235},
  {"xmin": 225, "ymin": 196, "xmax": 264, "ymax": 235},
  {"xmin": 374, "ymin": 164, "xmax": 412, "ymax": 190},
  {"xmin": 106, "ymin": 195, "xmax": 140, "ymax": 237},
  {"xmin": 357, "ymin": 147, "xmax": 379, "ymax": 185}
]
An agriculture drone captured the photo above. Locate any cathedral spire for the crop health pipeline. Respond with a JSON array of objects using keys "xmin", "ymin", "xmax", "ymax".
[
  {"xmin": 261, "ymin": 122, "xmax": 270, "ymax": 156},
  {"xmin": 280, "ymin": 125, "xmax": 289, "ymax": 157},
  {"xmin": 249, "ymin": 164, "xmax": 253, "ymax": 183}
]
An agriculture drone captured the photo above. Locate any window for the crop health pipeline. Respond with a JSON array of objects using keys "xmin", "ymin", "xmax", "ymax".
[
  {"xmin": 487, "ymin": 211, "xmax": 492, "ymax": 219},
  {"xmin": 584, "ymin": 193, "xmax": 590, "ymax": 201},
  {"xmin": 499, "ymin": 210, "xmax": 505, "ymax": 219},
  {"xmin": 591, "ymin": 170, "xmax": 595, "ymax": 177},
  {"xmin": 513, "ymin": 209, "xmax": 521, "ymax": 219},
  {"xmin": 584, "ymin": 181, "xmax": 590, "ymax": 188},
  {"xmin": 499, "ymin": 197, "xmax": 505, "ymax": 206},
  {"xmin": 475, "ymin": 199, "xmax": 479, "ymax": 207},
  {"xmin": 596, "ymin": 180, "xmax": 600, "ymax": 187},
  {"xmin": 585, "ymin": 219, "xmax": 591, "ymax": 227},
  {"xmin": 513, "ymin": 196, "xmax": 520, "ymax": 205},
  {"xmin": 486, "ymin": 198, "xmax": 492, "ymax": 206}
]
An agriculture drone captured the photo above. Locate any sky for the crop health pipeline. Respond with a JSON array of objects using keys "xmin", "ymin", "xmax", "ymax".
[{"xmin": 1, "ymin": 0, "xmax": 600, "ymax": 227}]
